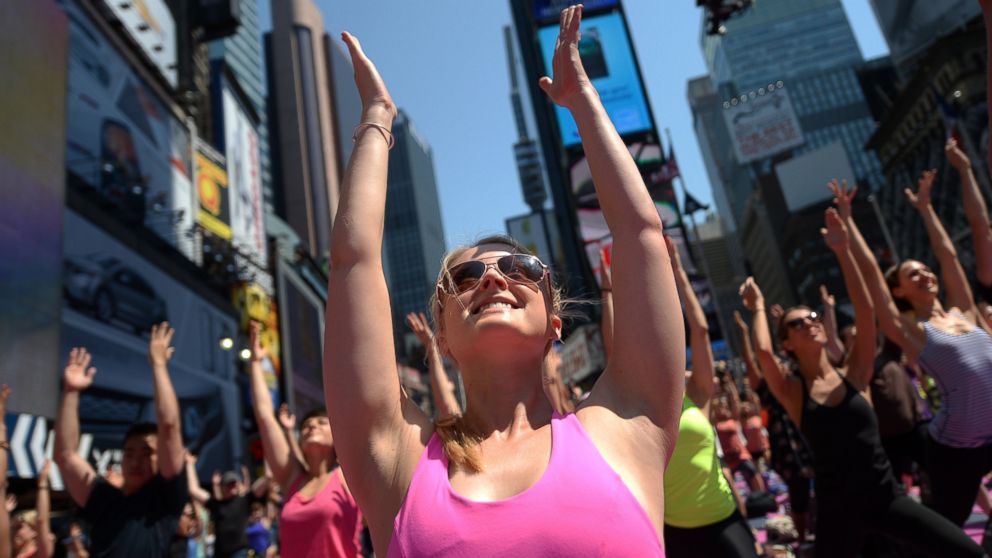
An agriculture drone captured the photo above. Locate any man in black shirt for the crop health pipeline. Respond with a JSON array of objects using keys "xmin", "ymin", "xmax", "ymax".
[
  {"xmin": 207, "ymin": 470, "xmax": 251, "ymax": 558},
  {"xmin": 55, "ymin": 323, "xmax": 188, "ymax": 558}
]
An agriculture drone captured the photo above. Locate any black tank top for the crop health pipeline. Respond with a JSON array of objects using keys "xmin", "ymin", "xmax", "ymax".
[{"xmin": 799, "ymin": 370, "xmax": 900, "ymax": 501}]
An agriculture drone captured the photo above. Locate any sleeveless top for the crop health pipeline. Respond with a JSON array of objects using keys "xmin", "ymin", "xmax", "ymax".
[
  {"xmin": 664, "ymin": 397, "xmax": 737, "ymax": 529},
  {"xmin": 799, "ymin": 372, "xmax": 899, "ymax": 503},
  {"xmin": 744, "ymin": 415, "xmax": 769, "ymax": 454},
  {"xmin": 388, "ymin": 412, "xmax": 664, "ymax": 557},
  {"xmin": 715, "ymin": 420, "xmax": 751, "ymax": 469},
  {"xmin": 280, "ymin": 469, "xmax": 363, "ymax": 558},
  {"xmin": 916, "ymin": 320, "xmax": 992, "ymax": 447}
]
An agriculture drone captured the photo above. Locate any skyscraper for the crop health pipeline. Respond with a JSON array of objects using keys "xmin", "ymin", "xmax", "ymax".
[
  {"xmin": 869, "ymin": 1, "xmax": 980, "ymax": 78},
  {"xmin": 384, "ymin": 110, "xmax": 446, "ymax": 358}
]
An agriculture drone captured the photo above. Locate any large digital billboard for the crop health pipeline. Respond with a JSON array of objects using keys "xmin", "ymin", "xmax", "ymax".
[
  {"xmin": 62, "ymin": 0, "xmax": 196, "ymax": 261},
  {"xmin": 0, "ymin": 0, "xmax": 68, "ymax": 418},
  {"xmin": 538, "ymin": 11, "xmax": 652, "ymax": 147},
  {"xmin": 61, "ymin": 210, "xmax": 242, "ymax": 475}
]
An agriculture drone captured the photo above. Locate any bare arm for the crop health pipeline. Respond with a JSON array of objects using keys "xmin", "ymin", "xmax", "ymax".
[
  {"xmin": 36, "ymin": 461, "xmax": 53, "ymax": 558},
  {"xmin": 667, "ymin": 236, "xmax": 715, "ymax": 411},
  {"xmin": 739, "ymin": 278, "xmax": 803, "ymax": 424},
  {"xmin": 946, "ymin": 138, "xmax": 992, "ymax": 288},
  {"xmin": 722, "ymin": 373, "xmax": 742, "ymax": 421},
  {"xmin": 543, "ymin": 6, "xmax": 684, "ymax": 432},
  {"xmin": 185, "ymin": 454, "xmax": 210, "ymax": 505},
  {"xmin": 210, "ymin": 471, "xmax": 222, "ymax": 502},
  {"xmin": 0, "ymin": 386, "xmax": 11, "ymax": 558},
  {"xmin": 822, "ymin": 208, "xmax": 877, "ymax": 393},
  {"xmin": 405, "ymin": 313, "xmax": 461, "ymax": 421},
  {"xmin": 819, "ymin": 285, "xmax": 845, "ymax": 365},
  {"xmin": 830, "ymin": 180, "xmax": 925, "ymax": 359},
  {"xmin": 147, "ymin": 323, "xmax": 183, "ymax": 479},
  {"xmin": 249, "ymin": 323, "xmax": 300, "ymax": 488},
  {"xmin": 251, "ymin": 474, "xmax": 271, "ymax": 499},
  {"xmin": 54, "ymin": 349, "xmax": 99, "ymax": 508},
  {"xmin": 983, "ymin": 1, "xmax": 992, "ymax": 173},
  {"xmin": 734, "ymin": 312, "xmax": 763, "ymax": 393},
  {"xmin": 599, "ymin": 248, "xmax": 615, "ymax": 360},
  {"xmin": 276, "ymin": 404, "xmax": 308, "ymax": 475}
]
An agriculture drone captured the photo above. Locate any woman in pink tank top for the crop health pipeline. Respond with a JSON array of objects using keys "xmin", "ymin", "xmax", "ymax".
[
  {"xmin": 324, "ymin": 6, "xmax": 684, "ymax": 556},
  {"xmin": 247, "ymin": 323, "xmax": 363, "ymax": 558}
]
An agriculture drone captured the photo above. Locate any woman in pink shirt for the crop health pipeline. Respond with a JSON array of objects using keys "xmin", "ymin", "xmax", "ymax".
[{"xmin": 324, "ymin": 6, "xmax": 683, "ymax": 557}]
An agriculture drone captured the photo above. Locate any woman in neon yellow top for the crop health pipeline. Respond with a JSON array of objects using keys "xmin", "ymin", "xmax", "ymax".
[{"xmin": 602, "ymin": 238, "xmax": 757, "ymax": 557}]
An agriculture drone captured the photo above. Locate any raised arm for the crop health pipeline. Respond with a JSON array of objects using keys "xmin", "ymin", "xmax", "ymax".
[
  {"xmin": 983, "ymin": 1, "xmax": 992, "ymax": 173},
  {"xmin": 666, "ymin": 236, "xmax": 715, "ymax": 411},
  {"xmin": 406, "ymin": 312, "xmax": 461, "ymax": 421},
  {"xmin": 323, "ymin": 33, "xmax": 429, "ymax": 529},
  {"xmin": 276, "ymin": 404, "xmax": 308, "ymax": 475},
  {"xmin": 739, "ymin": 278, "xmax": 803, "ymax": 424},
  {"xmin": 147, "ymin": 323, "xmax": 183, "ymax": 479},
  {"xmin": 819, "ymin": 285, "xmax": 845, "ymax": 365},
  {"xmin": 35, "ymin": 460, "xmax": 53, "ymax": 558},
  {"xmin": 946, "ymin": 138, "xmax": 992, "ymax": 288},
  {"xmin": 54, "ymin": 349, "xmax": 99, "ymax": 508},
  {"xmin": 0, "ymin": 386, "xmax": 11, "ymax": 558},
  {"xmin": 248, "ymin": 323, "xmax": 299, "ymax": 488},
  {"xmin": 210, "ymin": 470, "xmax": 222, "ymax": 502},
  {"xmin": 733, "ymin": 311, "xmax": 763, "ymax": 393},
  {"xmin": 599, "ymin": 248, "xmax": 615, "ymax": 361},
  {"xmin": 185, "ymin": 453, "xmax": 210, "ymax": 506},
  {"xmin": 541, "ymin": 6, "xmax": 684, "ymax": 429},
  {"xmin": 822, "ymin": 208, "xmax": 876, "ymax": 393},
  {"xmin": 830, "ymin": 180, "xmax": 925, "ymax": 359}
]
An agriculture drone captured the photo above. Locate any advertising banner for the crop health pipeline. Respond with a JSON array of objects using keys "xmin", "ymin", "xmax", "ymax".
[
  {"xmin": 221, "ymin": 79, "xmax": 268, "ymax": 268},
  {"xmin": 538, "ymin": 12, "xmax": 652, "ymax": 147},
  {"xmin": 722, "ymin": 85, "xmax": 805, "ymax": 164},
  {"xmin": 102, "ymin": 0, "xmax": 177, "ymax": 88},
  {"xmin": 195, "ymin": 139, "xmax": 231, "ymax": 239},
  {"xmin": 62, "ymin": 0, "xmax": 196, "ymax": 260},
  {"xmin": 0, "ymin": 0, "xmax": 68, "ymax": 418},
  {"xmin": 560, "ymin": 324, "xmax": 605, "ymax": 382},
  {"xmin": 505, "ymin": 210, "xmax": 562, "ymax": 273},
  {"xmin": 61, "ymin": 210, "xmax": 242, "ymax": 474},
  {"xmin": 234, "ymin": 283, "xmax": 281, "ymax": 407},
  {"xmin": 533, "ymin": 0, "xmax": 619, "ymax": 23},
  {"xmin": 775, "ymin": 141, "xmax": 856, "ymax": 212}
]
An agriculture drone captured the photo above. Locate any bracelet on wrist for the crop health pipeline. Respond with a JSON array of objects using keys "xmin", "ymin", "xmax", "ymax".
[
  {"xmin": 352, "ymin": 122, "xmax": 395, "ymax": 149},
  {"xmin": 0, "ymin": 441, "xmax": 9, "ymax": 450}
]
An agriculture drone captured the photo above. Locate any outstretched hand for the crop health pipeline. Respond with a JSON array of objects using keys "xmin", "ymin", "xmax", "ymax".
[
  {"xmin": 250, "ymin": 321, "xmax": 269, "ymax": 362},
  {"xmin": 277, "ymin": 403, "xmax": 296, "ymax": 431},
  {"xmin": 341, "ymin": 32, "xmax": 397, "ymax": 122},
  {"xmin": 828, "ymin": 179, "xmax": 856, "ymax": 221},
  {"xmin": 820, "ymin": 284, "xmax": 835, "ymax": 308},
  {"xmin": 821, "ymin": 207, "xmax": 850, "ymax": 252},
  {"xmin": 405, "ymin": 312, "xmax": 434, "ymax": 347},
  {"xmin": 148, "ymin": 322, "xmax": 176, "ymax": 366},
  {"xmin": 904, "ymin": 169, "xmax": 936, "ymax": 210},
  {"xmin": 732, "ymin": 310, "xmax": 749, "ymax": 333},
  {"xmin": 770, "ymin": 304, "xmax": 785, "ymax": 322},
  {"xmin": 945, "ymin": 138, "xmax": 971, "ymax": 170},
  {"xmin": 538, "ymin": 5, "xmax": 594, "ymax": 110},
  {"xmin": 63, "ymin": 348, "xmax": 97, "ymax": 393},
  {"xmin": 38, "ymin": 459, "xmax": 51, "ymax": 486},
  {"xmin": 738, "ymin": 277, "xmax": 765, "ymax": 312}
]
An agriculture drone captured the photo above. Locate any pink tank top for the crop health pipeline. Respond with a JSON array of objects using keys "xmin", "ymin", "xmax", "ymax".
[
  {"xmin": 388, "ymin": 412, "xmax": 664, "ymax": 557},
  {"xmin": 280, "ymin": 469, "xmax": 363, "ymax": 558}
]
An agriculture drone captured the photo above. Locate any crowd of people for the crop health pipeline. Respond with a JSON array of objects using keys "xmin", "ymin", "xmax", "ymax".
[{"xmin": 3, "ymin": 4, "xmax": 992, "ymax": 557}]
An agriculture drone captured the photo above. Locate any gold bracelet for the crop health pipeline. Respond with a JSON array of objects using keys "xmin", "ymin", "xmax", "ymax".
[
  {"xmin": 0, "ymin": 441, "xmax": 9, "ymax": 451},
  {"xmin": 352, "ymin": 122, "xmax": 395, "ymax": 150}
]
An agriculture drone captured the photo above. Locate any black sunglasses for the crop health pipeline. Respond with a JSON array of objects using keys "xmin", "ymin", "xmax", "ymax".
[
  {"xmin": 441, "ymin": 254, "xmax": 548, "ymax": 294},
  {"xmin": 784, "ymin": 311, "xmax": 822, "ymax": 331}
]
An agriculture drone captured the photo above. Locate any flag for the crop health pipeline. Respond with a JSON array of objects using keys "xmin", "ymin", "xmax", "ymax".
[
  {"xmin": 666, "ymin": 141, "xmax": 681, "ymax": 179},
  {"xmin": 931, "ymin": 85, "xmax": 958, "ymax": 140},
  {"xmin": 683, "ymin": 190, "xmax": 709, "ymax": 215},
  {"xmin": 651, "ymin": 141, "xmax": 682, "ymax": 183}
]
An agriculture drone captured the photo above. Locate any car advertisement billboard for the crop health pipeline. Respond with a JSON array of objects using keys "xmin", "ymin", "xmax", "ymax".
[
  {"xmin": 538, "ymin": 11, "xmax": 652, "ymax": 147},
  {"xmin": 0, "ymin": 0, "xmax": 68, "ymax": 418},
  {"xmin": 101, "ymin": 0, "xmax": 177, "ymax": 88},
  {"xmin": 61, "ymin": 210, "xmax": 242, "ymax": 475},
  {"xmin": 61, "ymin": 0, "xmax": 196, "ymax": 261},
  {"xmin": 722, "ymin": 84, "xmax": 805, "ymax": 164},
  {"xmin": 195, "ymin": 139, "xmax": 232, "ymax": 240},
  {"xmin": 220, "ymin": 78, "xmax": 267, "ymax": 269}
]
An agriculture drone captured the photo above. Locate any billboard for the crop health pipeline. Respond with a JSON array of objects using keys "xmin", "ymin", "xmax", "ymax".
[
  {"xmin": 560, "ymin": 324, "xmax": 605, "ymax": 382},
  {"xmin": 534, "ymin": 0, "xmax": 619, "ymax": 23},
  {"xmin": 775, "ymin": 141, "xmax": 856, "ymax": 212},
  {"xmin": 538, "ymin": 11, "xmax": 652, "ymax": 147},
  {"xmin": 505, "ymin": 210, "xmax": 563, "ymax": 274},
  {"xmin": 60, "ymin": 210, "xmax": 242, "ymax": 475},
  {"xmin": 102, "ymin": 0, "xmax": 178, "ymax": 88},
  {"xmin": 276, "ymin": 260, "xmax": 325, "ymax": 416},
  {"xmin": 195, "ymin": 139, "xmax": 231, "ymax": 239},
  {"xmin": 220, "ymin": 77, "xmax": 268, "ymax": 269},
  {"xmin": 722, "ymin": 84, "xmax": 805, "ymax": 164},
  {"xmin": 62, "ymin": 0, "xmax": 196, "ymax": 260},
  {"xmin": 0, "ymin": 0, "xmax": 68, "ymax": 418}
]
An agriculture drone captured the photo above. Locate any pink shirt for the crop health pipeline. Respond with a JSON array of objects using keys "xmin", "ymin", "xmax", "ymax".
[
  {"xmin": 388, "ymin": 412, "xmax": 664, "ymax": 557},
  {"xmin": 280, "ymin": 469, "xmax": 363, "ymax": 558}
]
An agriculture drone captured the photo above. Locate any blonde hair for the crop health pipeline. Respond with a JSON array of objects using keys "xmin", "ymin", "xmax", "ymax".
[{"xmin": 428, "ymin": 234, "xmax": 568, "ymax": 473}]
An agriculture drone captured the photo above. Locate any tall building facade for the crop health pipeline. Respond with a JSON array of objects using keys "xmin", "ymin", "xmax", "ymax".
[
  {"xmin": 385, "ymin": 110, "xmax": 447, "ymax": 358},
  {"xmin": 869, "ymin": 1, "xmax": 980, "ymax": 78},
  {"xmin": 208, "ymin": 0, "xmax": 273, "ymax": 213}
]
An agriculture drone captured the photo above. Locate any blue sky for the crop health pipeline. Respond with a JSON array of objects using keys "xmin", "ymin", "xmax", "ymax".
[{"xmin": 257, "ymin": 1, "xmax": 889, "ymax": 248}]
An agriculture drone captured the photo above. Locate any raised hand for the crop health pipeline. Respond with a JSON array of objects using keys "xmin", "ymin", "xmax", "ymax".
[
  {"xmin": 5, "ymin": 494, "xmax": 15, "ymax": 513},
  {"xmin": 277, "ymin": 403, "xmax": 296, "ymax": 431},
  {"xmin": 211, "ymin": 470, "xmax": 221, "ymax": 486},
  {"xmin": 733, "ymin": 310, "xmax": 749, "ymax": 333},
  {"xmin": 38, "ymin": 459, "xmax": 51, "ymax": 486},
  {"xmin": 103, "ymin": 466, "xmax": 123, "ymax": 489},
  {"xmin": 341, "ymin": 32, "xmax": 396, "ymax": 120},
  {"xmin": 770, "ymin": 304, "xmax": 785, "ymax": 322},
  {"xmin": 904, "ymin": 169, "xmax": 936, "ymax": 210},
  {"xmin": 664, "ymin": 235, "xmax": 682, "ymax": 272},
  {"xmin": 538, "ymin": 5, "xmax": 594, "ymax": 110},
  {"xmin": 405, "ymin": 312, "xmax": 433, "ymax": 347},
  {"xmin": 250, "ymin": 321, "xmax": 269, "ymax": 362},
  {"xmin": 148, "ymin": 322, "xmax": 176, "ymax": 366},
  {"xmin": 821, "ymin": 207, "xmax": 850, "ymax": 252},
  {"xmin": 63, "ymin": 348, "xmax": 97, "ymax": 393},
  {"xmin": 738, "ymin": 277, "xmax": 765, "ymax": 312},
  {"xmin": 828, "ymin": 179, "xmax": 857, "ymax": 221},
  {"xmin": 945, "ymin": 138, "xmax": 971, "ymax": 170},
  {"xmin": 820, "ymin": 284, "xmax": 836, "ymax": 309},
  {"xmin": 599, "ymin": 247, "xmax": 613, "ymax": 290}
]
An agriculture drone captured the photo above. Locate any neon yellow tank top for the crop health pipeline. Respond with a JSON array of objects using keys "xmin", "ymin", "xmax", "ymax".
[{"xmin": 663, "ymin": 396, "xmax": 737, "ymax": 528}]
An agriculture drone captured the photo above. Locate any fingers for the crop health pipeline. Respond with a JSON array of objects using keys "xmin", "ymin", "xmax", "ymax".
[
  {"xmin": 903, "ymin": 187, "xmax": 916, "ymax": 203},
  {"xmin": 341, "ymin": 31, "xmax": 365, "ymax": 63},
  {"xmin": 85, "ymin": 367, "xmax": 97, "ymax": 382},
  {"xmin": 538, "ymin": 76, "xmax": 553, "ymax": 95},
  {"xmin": 80, "ymin": 348, "xmax": 91, "ymax": 370}
]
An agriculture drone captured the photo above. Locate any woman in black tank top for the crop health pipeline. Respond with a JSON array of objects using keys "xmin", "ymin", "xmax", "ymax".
[{"xmin": 739, "ymin": 209, "xmax": 983, "ymax": 558}]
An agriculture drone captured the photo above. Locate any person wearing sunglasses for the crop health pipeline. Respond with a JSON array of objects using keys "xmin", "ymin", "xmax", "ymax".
[
  {"xmin": 739, "ymin": 209, "xmax": 983, "ymax": 558},
  {"xmin": 324, "ymin": 6, "xmax": 682, "ymax": 556}
]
